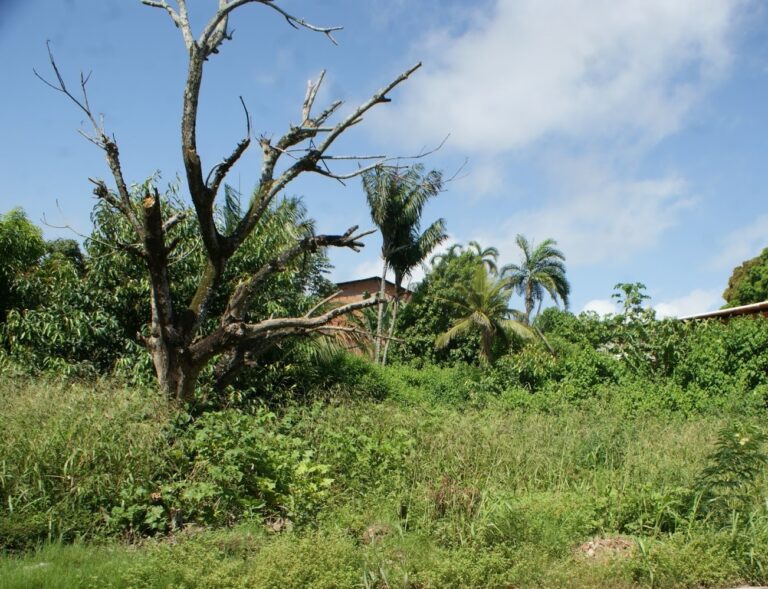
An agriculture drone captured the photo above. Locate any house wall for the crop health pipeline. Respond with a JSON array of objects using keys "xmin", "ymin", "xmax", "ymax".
[
  {"xmin": 329, "ymin": 278, "xmax": 412, "ymax": 356},
  {"xmin": 334, "ymin": 278, "xmax": 412, "ymax": 305}
]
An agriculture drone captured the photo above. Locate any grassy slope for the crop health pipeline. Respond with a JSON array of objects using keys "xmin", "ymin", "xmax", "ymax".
[{"xmin": 1, "ymin": 378, "xmax": 767, "ymax": 588}]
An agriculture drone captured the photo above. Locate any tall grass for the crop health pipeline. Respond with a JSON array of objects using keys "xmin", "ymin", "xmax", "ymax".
[
  {"xmin": 1, "ymin": 374, "xmax": 767, "ymax": 587},
  {"xmin": 0, "ymin": 377, "xmax": 171, "ymax": 548}
]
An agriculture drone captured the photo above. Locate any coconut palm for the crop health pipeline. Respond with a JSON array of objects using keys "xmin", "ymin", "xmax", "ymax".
[
  {"xmin": 431, "ymin": 241, "xmax": 499, "ymax": 274},
  {"xmin": 436, "ymin": 264, "xmax": 531, "ymax": 364},
  {"xmin": 467, "ymin": 241, "xmax": 500, "ymax": 275},
  {"xmin": 363, "ymin": 164, "xmax": 447, "ymax": 364},
  {"xmin": 501, "ymin": 235, "xmax": 570, "ymax": 325},
  {"xmin": 430, "ymin": 242, "xmax": 464, "ymax": 267}
]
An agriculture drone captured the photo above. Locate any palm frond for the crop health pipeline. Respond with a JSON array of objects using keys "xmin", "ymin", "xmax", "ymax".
[{"xmin": 435, "ymin": 317, "xmax": 474, "ymax": 350}]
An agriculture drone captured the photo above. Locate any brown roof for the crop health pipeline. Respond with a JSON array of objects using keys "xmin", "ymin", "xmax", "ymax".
[
  {"xmin": 679, "ymin": 300, "xmax": 768, "ymax": 321},
  {"xmin": 334, "ymin": 276, "xmax": 414, "ymax": 293}
]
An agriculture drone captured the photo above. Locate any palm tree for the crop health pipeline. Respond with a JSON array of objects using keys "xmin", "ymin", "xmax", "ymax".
[
  {"xmin": 467, "ymin": 241, "xmax": 500, "ymax": 275},
  {"xmin": 431, "ymin": 241, "xmax": 499, "ymax": 274},
  {"xmin": 436, "ymin": 264, "xmax": 531, "ymax": 364},
  {"xmin": 363, "ymin": 164, "xmax": 447, "ymax": 364},
  {"xmin": 430, "ymin": 242, "xmax": 464, "ymax": 267},
  {"xmin": 501, "ymin": 235, "xmax": 570, "ymax": 325}
]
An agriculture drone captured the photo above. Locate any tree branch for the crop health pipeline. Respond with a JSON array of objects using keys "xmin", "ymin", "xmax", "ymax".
[
  {"xmin": 206, "ymin": 97, "xmax": 252, "ymax": 200},
  {"xmin": 36, "ymin": 43, "xmax": 144, "ymax": 238},
  {"xmin": 200, "ymin": 0, "xmax": 342, "ymax": 56},
  {"xmin": 228, "ymin": 63, "xmax": 422, "ymax": 253},
  {"xmin": 141, "ymin": 189, "xmax": 177, "ymax": 343},
  {"xmin": 141, "ymin": 0, "xmax": 194, "ymax": 49},
  {"xmin": 304, "ymin": 290, "xmax": 342, "ymax": 318},
  {"xmin": 223, "ymin": 225, "xmax": 375, "ymax": 322},
  {"xmin": 191, "ymin": 294, "xmax": 380, "ymax": 365}
]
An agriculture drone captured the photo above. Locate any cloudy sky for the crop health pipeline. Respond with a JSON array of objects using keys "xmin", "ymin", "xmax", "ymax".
[{"xmin": 2, "ymin": 0, "xmax": 768, "ymax": 317}]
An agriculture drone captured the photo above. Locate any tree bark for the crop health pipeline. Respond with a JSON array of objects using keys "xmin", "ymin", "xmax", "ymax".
[
  {"xmin": 525, "ymin": 282, "xmax": 534, "ymax": 325},
  {"xmin": 46, "ymin": 1, "xmax": 422, "ymax": 401},
  {"xmin": 374, "ymin": 259, "xmax": 388, "ymax": 364},
  {"xmin": 381, "ymin": 295, "xmax": 399, "ymax": 366}
]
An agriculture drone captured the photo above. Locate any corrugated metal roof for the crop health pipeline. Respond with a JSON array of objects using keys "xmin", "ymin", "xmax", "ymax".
[
  {"xmin": 334, "ymin": 276, "xmax": 414, "ymax": 292},
  {"xmin": 679, "ymin": 300, "xmax": 768, "ymax": 321}
]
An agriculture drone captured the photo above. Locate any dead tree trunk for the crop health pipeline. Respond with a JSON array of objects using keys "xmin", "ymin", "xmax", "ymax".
[{"xmin": 41, "ymin": 0, "xmax": 423, "ymax": 402}]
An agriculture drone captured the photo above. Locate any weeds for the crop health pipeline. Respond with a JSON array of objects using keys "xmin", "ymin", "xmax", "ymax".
[{"xmin": 1, "ymin": 376, "xmax": 767, "ymax": 587}]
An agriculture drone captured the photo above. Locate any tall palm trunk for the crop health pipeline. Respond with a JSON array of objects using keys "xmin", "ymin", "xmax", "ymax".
[
  {"xmin": 381, "ymin": 293, "xmax": 399, "ymax": 366},
  {"xmin": 524, "ymin": 282, "xmax": 534, "ymax": 325},
  {"xmin": 480, "ymin": 329, "xmax": 494, "ymax": 364},
  {"xmin": 374, "ymin": 259, "xmax": 388, "ymax": 364}
]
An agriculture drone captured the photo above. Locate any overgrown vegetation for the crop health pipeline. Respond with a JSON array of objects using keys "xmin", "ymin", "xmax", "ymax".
[
  {"xmin": 3, "ymin": 208, "xmax": 768, "ymax": 587},
  {"xmin": 1, "ymin": 370, "xmax": 767, "ymax": 588},
  {"xmin": 3, "ymin": 1, "xmax": 768, "ymax": 586}
]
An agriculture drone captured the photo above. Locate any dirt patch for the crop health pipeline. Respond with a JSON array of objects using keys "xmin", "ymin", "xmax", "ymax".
[{"xmin": 576, "ymin": 536, "xmax": 634, "ymax": 562}]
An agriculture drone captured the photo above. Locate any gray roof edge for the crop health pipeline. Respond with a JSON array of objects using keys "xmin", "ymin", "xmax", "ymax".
[{"xmin": 679, "ymin": 300, "xmax": 768, "ymax": 320}]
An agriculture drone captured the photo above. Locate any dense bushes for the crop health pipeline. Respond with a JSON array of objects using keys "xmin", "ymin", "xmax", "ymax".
[
  {"xmin": 0, "ymin": 379, "xmax": 171, "ymax": 549},
  {"xmin": 0, "ymin": 197, "xmax": 333, "ymax": 385},
  {"xmin": 8, "ymin": 373, "xmax": 765, "ymax": 551},
  {"xmin": 0, "ymin": 380, "xmax": 334, "ymax": 548},
  {"xmin": 2, "ymin": 385, "xmax": 767, "ymax": 587}
]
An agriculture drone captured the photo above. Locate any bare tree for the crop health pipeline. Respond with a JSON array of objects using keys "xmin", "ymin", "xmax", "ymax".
[{"xmin": 38, "ymin": 0, "xmax": 421, "ymax": 402}]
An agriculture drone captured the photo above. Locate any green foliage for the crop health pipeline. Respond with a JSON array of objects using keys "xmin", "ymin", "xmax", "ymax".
[
  {"xmin": 0, "ymin": 209, "xmax": 47, "ymax": 320},
  {"xmin": 110, "ymin": 408, "xmax": 334, "ymax": 535},
  {"xmin": 0, "ymin": 378, "xmax": 335, "ymax": 547},
  {"xmin": 612, "ymin": 281, "xmax": 651, "ymax": 316},
  {"xmin": 0, "ymin": 186, "xmax": 334, "ymax": 389},
  {"xmin": 0, "ymin": 379, "xmax": 171, "ymax": 550},
  {"xmin": 723, "ymin": 246, "xmax": 768, "ymax": 307},
  {"xmin": 2, "ymin": 254, "xmax": 125, "ymax": 374},
  {"xmin": 674, "ymin": 316, "xmax": 768, "ymax": 395},
  {"xmin": 696, "ymin": 422, "xmax": 768, "ymax": 520},
  {"xmin": 362, "ymin": 163, "xmax": 447, "ymax": 365},
  {"xmin": 362, "ymin": 164, "xmax": 446, "ymax": 289},
  {"xmin": 501, "ymin": 234, "xmax": 570, "ymax": 323},
  {"xmin": 168, "ymin": 409, "xmax": 332, "ymax": 526},
  {"xmin": 435, "ymin": 264, "xmax": 531, "ymax": 364},
  {"xmin": 430, "ymin": 240, "xmax": 500, "ymax": 274},
  {"xmin": 2, "ymin": 385, "xmax": 768, "ymax": 588},
  {"xmin": 396, "ymin": 251, "xmax": 497, "ymax": 365},
  {"xmin": 532, "ymin": 302, "xmax": 768, "ymax": 408}
]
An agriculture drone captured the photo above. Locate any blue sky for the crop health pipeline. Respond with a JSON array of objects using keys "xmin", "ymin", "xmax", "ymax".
[{"xmin": 2, "ymin": 0, "xmax": 768, "ymax": 317}]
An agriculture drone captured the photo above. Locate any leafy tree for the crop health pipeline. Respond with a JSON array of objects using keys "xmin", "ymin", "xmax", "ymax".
[
  {"xmin": 466, "ymin": 241, "xmax": 500, "ymax": 275},
  {"xmin": 41, "ymin": 1, "xmax": 423, "ymax": 401},
  {"xmin": 397, "ymin": 250, "xmax": 487, "ymax": 365},
  {"xmin": 431, "ymin": 241, "xmax": 499, "ymax": 274},
  {"xmin": 501, "ymin": 235, "xmax": 570, "ymax": 324},
  {"xmin": 723, "ymin": 247, "xmax": 768, "ymax": 307},
  {"xmin": 362, "ymin": 164, "xmax": 447, "ymax": 364},
  {"xmin": 0, "ymin": 209, "xmax": 46, "ymax": 321},
  {"xmin": 611, "ymin": 282, "xmax": 651, "ymax": 318},
  {"xmin": 46, "ymin": 239, "xmax": 85, "ymax": 273},
  {"xmin": 436, "ymin": 264, "xmax": 531, "ymax": 364},
  {"xmin": 1, "ymin": 192, "xmax": 333, "ymax": 387},
  {"xmin": 429, "ymin": 243, "xmax": 464, "ymax": 266},
  {"xmin": 2, "ymin": 251, "xmax": 124, "ymax": 374}
]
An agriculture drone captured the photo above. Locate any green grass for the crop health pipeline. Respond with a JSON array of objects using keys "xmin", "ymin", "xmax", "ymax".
[
  {"xmin": 2, "ymin": 523, "xmax": 766, "ymax": 588},
  {"xmin": 1, "ymin": 376, "xmax": 767, "ymax": 588},
  {"xmin": 0, "ymin": 377, "xmax": 172, "ymax": 549}
]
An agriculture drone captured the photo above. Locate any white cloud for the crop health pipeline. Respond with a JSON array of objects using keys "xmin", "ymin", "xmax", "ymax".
[
  {"xmin": 710, "ymin": 213, "xmax": 768, "ymax": 269},
  {"xmin": 376, "ymin": 0, "xmax": 743, "ymax": 152},
  {"xmin": 369, "ymin": 0, "xmax": 744, "ymax": 265},
  {"xmin": 582, "ymin": 298, "xmax": 616, "ymax": 316},
  {"xmin": 654, "ymin": 288, "xmax": 723, "ymax": 318},
  {"xmin": 583, "ymin": 288, "xmax": 722, "ymax": 318},
  {"xmin": 493, "ymin": 168, "xmax": 693, "ymax": 266}
]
